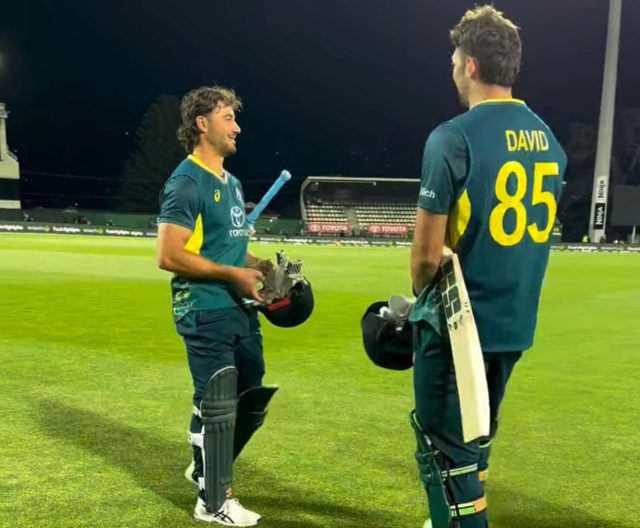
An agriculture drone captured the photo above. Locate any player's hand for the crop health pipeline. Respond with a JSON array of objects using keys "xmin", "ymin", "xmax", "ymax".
[
  {"xmin": 230, "ymin": 268, "xmax": 264, "ymax": 302},
  {"xmin": 255, "ymin": 258, "xmax": 275, "ymax": 276},
  {"xmin": 248, "ymin": 257, "xmax": 275, "ymax": 276},
  {"xmin": 442, "ymin": 246, "xmax": 454, "ymax": 258}
]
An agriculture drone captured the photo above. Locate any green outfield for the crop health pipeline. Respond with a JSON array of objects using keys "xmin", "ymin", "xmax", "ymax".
[{"xmin": 0, "ymin": 234, "xmax": 638, "ymax": 528}]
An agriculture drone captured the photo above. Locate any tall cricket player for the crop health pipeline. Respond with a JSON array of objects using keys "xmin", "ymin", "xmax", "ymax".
[
  {"xmin": 157, "ymin": 86, "xmax": 276, "ymax": 526},
  {"xmin": 409, "ymin": 6, "xmax": 566, "ymax": 528}
]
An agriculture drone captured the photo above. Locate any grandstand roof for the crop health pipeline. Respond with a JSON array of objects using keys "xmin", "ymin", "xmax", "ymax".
[{"xmin": 304, "ymin": 176, "xmax": 419, "ymax": 184}]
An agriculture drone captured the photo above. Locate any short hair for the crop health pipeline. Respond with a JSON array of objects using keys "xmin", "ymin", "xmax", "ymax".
[
  {"xmin": 177, "ymin": 86, "xmax": 242, "ymax": 153},
  {"xmin": 450, "ymin": 5, "xmax": 522, "ymax": 87}
]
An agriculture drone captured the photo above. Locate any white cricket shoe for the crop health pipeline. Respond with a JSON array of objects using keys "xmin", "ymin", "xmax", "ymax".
[
  {"xmin": 194, "ymin": 496, "xmax": 261, "ymax": 526},
  {"xmin": 422, "ymin": 520, "xmax": 432, "ymax": 528}
]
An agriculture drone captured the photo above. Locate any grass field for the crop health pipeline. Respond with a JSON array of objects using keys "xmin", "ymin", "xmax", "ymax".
[{"xmin": 0, "ymin": 233, "xmax": 638, "ymax": 528}]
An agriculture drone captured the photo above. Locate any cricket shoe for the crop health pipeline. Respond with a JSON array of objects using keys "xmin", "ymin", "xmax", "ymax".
[
  {"xmin": 194, "ymin": 496, "xmax": 261, "ymax": 526},
  {"xmin": 422, "ymin": 520, "xmax": 432, "ymax": 528}
]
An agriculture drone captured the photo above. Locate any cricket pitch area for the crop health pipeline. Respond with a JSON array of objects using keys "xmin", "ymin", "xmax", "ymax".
[{"xmin": 1, "ymin": 234, "xmax": 638, "ymax": 528}]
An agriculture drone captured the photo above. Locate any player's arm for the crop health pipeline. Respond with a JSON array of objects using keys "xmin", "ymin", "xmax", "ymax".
[
  {"xmin": 411, "ymin": 210, "xmax": 448, "ymax": 293},
  {"xmin": 411, "ymin": 123, "xmax": 468, "ymax": 294},
  {"xmin": 157, "ymin": 223, "xmax": 236, "ymax": 280},
  {"xmin": 156, "ymin": 175, "xmax": 263, "ymax": 300}
]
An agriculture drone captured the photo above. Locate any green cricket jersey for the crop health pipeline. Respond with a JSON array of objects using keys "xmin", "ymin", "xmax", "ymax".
[
  {"xmin": 417, "ymin": 99, "xmax": 566, "ymax": 352},
  {"xmin": 158, "ymin": 155, "xmax": 250, "ymax": 321}
]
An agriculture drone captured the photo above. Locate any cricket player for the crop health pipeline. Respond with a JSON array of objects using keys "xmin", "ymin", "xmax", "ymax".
[
  {"xmin": 157, "ymin": 86, "xmax": 276, "ymax": 526},
  {"xmin": 409, "ymin": 6, "xmax": 566, "ymax": 528}
]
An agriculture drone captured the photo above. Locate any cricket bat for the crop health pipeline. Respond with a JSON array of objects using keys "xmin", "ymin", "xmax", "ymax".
[
  {"xmin": 246, "ymin": 170, "xmax": 292, "ymax": 228},
  {"xmin": 439, "ymin": 248, "xmax": 490, "ymax": 443}
]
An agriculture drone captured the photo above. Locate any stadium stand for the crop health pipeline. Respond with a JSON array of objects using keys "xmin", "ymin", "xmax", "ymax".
[
  {"xmin": 0, "ymin": 102, "xmax": 21, "ymax": 209},
  {"xmin": 301, "ymin": 177, "xmax": 419, "ymax": 236}
]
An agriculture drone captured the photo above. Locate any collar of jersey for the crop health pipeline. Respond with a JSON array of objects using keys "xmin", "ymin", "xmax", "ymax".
[
  {"xmin": 472, "ymin": 98, "xmax": 526, "ymax": 108},
  {"xmin": 188, "ymin": 155, "xmax": 227, "ymax": 183}
]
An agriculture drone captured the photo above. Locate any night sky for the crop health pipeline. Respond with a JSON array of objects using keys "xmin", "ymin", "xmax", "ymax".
[{"xmin": 1, "ymin": 0, "xmax": 638, "ymax": 209}]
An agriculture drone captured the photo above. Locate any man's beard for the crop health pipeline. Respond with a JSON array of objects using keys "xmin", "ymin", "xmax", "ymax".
[
  {"xmin": 221, "ymin": 143, "xmax": 237, "ymax": 156},
  {"xmin": 454, "ymin": 76, "xmax": 470, "ymax": 108},
  {"xmin": 209, "ymin": 135, "xmax": 237, "ymax": 157},
  {"xmin": 457, "ymin": 89, "xmax": 470, "ymax": 108}
]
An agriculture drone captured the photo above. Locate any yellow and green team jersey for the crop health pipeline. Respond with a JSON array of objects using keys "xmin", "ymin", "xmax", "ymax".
[
  {"xmin": 158, "ymin": 155, "xmax": 250, "ymax": 321},
  {"xmin": 418, "ymin": 99, "xmax": 567, "ymax": 352}
]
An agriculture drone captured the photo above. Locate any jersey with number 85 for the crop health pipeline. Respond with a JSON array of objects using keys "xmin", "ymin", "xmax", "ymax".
[{"xmin": 418, "ymin": 99, "xmax": 567, "ymax": 352}]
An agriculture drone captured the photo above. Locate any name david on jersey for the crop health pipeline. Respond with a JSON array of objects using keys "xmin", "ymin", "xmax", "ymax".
[{"xmin": 505, "ymin": 129, "xmax": 549, "ymax": 152}]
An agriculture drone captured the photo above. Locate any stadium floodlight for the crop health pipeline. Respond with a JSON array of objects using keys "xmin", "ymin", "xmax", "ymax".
[{"xmin": 588, "ymin": 0, "xmax": 623, "ymax": 243}]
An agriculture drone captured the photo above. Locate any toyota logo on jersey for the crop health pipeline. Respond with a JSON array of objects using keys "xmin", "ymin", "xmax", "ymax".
[{"xmin": 230, "ymin": 206, "xmax": 245, "ymax": 228}]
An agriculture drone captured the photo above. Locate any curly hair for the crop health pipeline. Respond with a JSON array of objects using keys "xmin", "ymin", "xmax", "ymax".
[
  {"xmin": 177, "ymin": 86, "xmax": 242, "ymax": 153},
  {"xmin": 450, "ymin": 5, "xmax": 522, "ymax": 87}
]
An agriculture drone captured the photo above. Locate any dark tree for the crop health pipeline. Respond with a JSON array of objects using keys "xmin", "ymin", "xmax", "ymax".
[
  {"xmin": 559, "ymin": 106, "xmax": 640, "ymax": 241},
  {"xmin": 116, "ymin": 95, "xmax": 184, "ymax": 212}
]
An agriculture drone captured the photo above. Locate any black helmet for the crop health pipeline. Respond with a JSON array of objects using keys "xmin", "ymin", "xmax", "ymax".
[
  {"xmin": 361, "ymin": 301, "xmax": 413, "ymax": 370},
  {"xmin": 260, "ymin": 280, "xmax": 314, "ymax": 328}
]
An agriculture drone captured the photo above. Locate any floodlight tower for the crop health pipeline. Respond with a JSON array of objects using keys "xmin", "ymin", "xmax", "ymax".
[
  {"xmin": 588, "ymin": 0, "xmax": 623, "ymax": 242},
  {"xmin": 0, "ymin": 102, "xmax": 21, "ymax": 208}
]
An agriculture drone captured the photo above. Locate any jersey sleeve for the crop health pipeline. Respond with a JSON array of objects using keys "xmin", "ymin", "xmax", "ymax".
[
  {"xmin": 417, "ymin": 122, "xmax": 469, "ymax": 214},
  {"xmin": 157, "ymin": 175, "xmax": 200, "ymax": 230}
]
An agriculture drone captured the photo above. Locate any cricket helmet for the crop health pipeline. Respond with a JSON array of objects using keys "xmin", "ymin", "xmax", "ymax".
[
  {"xmin": 259, "ymin": 279, "xmax": 314, "ymax": 328},
  {"xmin": 361, "ymin": 300, "xmax": 413, "ymax": 371}
]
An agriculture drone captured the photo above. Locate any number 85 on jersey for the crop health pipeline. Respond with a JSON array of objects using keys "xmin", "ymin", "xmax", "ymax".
[{"xmin": 489, "ymin": 161, "xmax": 560, "ymax": 247}]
